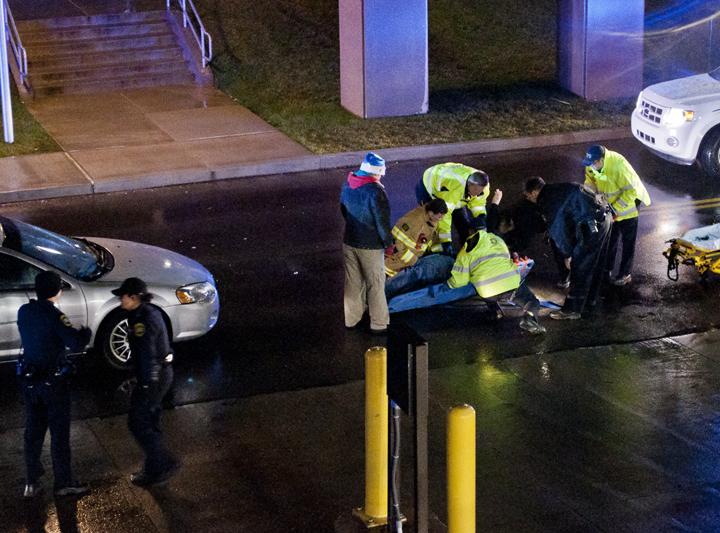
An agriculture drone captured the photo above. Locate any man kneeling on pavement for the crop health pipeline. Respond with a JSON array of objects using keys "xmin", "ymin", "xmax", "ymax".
[
  {"xmin": 384, "ymin": 198, "xmax": 456, "ymax": 299},
  {"xmin": 385, "ymin": 224, "xmax": 546, "ymax": 335}
]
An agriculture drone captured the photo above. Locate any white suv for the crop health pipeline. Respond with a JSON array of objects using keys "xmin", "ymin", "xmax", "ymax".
[{"xmin": 632, "ymin": 67, "xmax": 720, "ymax": 178}]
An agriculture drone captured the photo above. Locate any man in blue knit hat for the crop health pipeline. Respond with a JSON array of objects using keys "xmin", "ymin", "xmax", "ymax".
[{"xmin": 340, "ymin": 152, "xmax": 393, "ymax": 334}]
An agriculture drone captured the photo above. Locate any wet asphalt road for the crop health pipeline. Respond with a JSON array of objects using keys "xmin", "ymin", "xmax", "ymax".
[{"xmin": 2, "ymin": 136, "xmax": 720, "ymax": 428}]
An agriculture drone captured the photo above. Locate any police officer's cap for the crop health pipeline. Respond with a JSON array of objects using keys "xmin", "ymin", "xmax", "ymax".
[
  {"xmin": 582, "ymin": 145, "xmax": 606, "ymax": 166},
  {"xmin": 112, "ymin": 277, "xmax": 148, "ymax": 297},
  {"xmin": 35, "ymin": 271, "xmax": 63, "ymax": 300},
  {"xmin": 467, "ymin": 170, "xmax": 489, "ymax": 187}
]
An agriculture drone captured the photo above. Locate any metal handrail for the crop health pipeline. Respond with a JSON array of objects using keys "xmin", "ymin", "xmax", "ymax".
[
  {"xmin": 4, "ymin": 0, "xmax": 27, "ymax": 87},
  {"xmin": 166, "ymin": 0, "xmax": 212, "ymax": 68}
]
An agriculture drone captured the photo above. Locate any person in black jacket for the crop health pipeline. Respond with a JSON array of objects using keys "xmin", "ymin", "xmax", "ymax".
[
  {"xmin": 524, "ymin": 177, "xmax": 612, "ymax": 320},
  {"xmin": 17, "ymin": 271, "xmax": 91, "ymax": 498},
  {"xmin": 113, "ymin": 277, "xmax": 180, "ymax": 487},
  {"xmin": 340, "ymin": 152, "xmax": 393, "ymax": 334}
]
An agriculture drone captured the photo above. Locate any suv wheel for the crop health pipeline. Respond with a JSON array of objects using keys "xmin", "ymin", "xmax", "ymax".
[
  {"xmin": 699, "ymin": 129, "xmax": 720, "ymax": 179},
  {"xmin": 96, "ymin": 310, "xmax": 132, "ymax": 370}
]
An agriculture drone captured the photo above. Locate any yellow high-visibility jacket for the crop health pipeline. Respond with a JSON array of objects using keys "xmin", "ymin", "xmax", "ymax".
[
  {"xmin": 460, "ymin": 185, "xmax": 490, "ymax": 218},
  {"xmin": 448, "ymin": 230, "xmax": 520, "ymax": 298},
  {"xmin": 422, "ymin": 163, "xmax": 480, "ymax": 243},
  {"xmin": 584, "ymin": 149, "xmax": 651, "ymax": 222},
  {"xmin": 385, "ymin": 206, "xmax": 439, "ymax": 277}
]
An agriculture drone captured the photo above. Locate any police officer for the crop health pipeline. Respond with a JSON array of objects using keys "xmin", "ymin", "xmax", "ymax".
[
  {"xmin": 523, "ymin": 176, "xmax": 613, "ymax": 319},
  {"xmin": 17, "ymin": 271, "xmax": 91, "ymax": 498},
  {"xmin": 112, "ymin": 277, "xmax": 180, "ymax": 487}
]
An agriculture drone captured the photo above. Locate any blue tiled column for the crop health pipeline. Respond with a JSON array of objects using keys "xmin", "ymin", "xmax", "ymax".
[
  {"xmin": 558, "ymin": 0, "xmax": 643, "ymax": 101},
  {"xmin": 339, "ymin": 0, "xmax": 428, "ymax": 118}
]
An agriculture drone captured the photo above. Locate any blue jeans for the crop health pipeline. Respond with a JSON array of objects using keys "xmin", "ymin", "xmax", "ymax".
[
  {"xmin": 385, "ymin": 254, "xmax": 455, "ymax": 299},
  {"xmin": 388, "ymin": 282, "xmax": 477, "ymax": 313}
]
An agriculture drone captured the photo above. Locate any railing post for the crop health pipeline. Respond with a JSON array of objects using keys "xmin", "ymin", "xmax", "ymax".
[
  {"xmin": 181, "ymin": 0, "xmax": 188, "ymax": 28},
  {"xmin": 166, "ymin": 0, "xmax": 170, "ymax": 10},
  {"xmin": 0, "ymin": 0, "xmax": 14, "ymax": 143}
]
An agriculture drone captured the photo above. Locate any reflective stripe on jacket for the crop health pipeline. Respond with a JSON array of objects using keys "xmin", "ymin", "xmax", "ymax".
[
  {"xmin": 584, "ymin": 150, "xmax": 650, "ymax": 222},
  {"xmin": 385, "ymin": 205, "xmax": 438, "ymax": 277},
  {"xmin": 422, "ymin": 163, "xmax": 479, "ymax": 243},
  {"xmin": 447, "ymin": 231, "xmax": 520, "ymax": 298}
]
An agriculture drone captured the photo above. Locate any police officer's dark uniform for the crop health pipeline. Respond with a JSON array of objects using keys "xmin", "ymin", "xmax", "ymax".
[
  {"xmin": 17, "ymin": 271, "xmax": 91, "ymax": 498},
  {"xmin": 112, "ymin": 277, "xmax": 179, "ymax": 487},
  {"xmin": 534, "ymin": 182, "xmax": 612, "ymax": 317}
]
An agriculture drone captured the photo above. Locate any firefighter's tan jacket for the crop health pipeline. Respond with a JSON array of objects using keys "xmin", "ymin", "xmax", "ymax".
[{"xmin": 385, "ymin": 206, "xmax": 439, "ymax": 277}]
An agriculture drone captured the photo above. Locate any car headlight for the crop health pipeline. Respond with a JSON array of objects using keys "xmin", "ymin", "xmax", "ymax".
[
  {"xmin": 662, "ymin": 107, "xmax": 694, "ymax": 127},
  {"xmin": 176, "ymin": 282, "xmax": 217, "ymax": 304}
]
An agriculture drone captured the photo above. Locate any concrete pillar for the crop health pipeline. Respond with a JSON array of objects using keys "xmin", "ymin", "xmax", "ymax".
[
  {"xmin": 557, "ymin": 0, "xmax": 643, "ymax": 101},
  {"xmin": 339, "ymin": 0, "xmax": 428, "ymax": 118}
]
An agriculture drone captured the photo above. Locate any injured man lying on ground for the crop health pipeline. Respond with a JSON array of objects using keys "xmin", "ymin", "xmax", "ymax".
[{"xmin": 385, "ymin": 228, "xmax": 546, "ymax": 335}]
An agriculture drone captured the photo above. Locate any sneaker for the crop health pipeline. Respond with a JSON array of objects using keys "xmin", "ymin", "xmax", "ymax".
[
  {"xmin": 612, "ymin": 274, "xmax": 632, "ymax": 286},
  {"xmin": 23, "ymin": 484, "xmax": 38, "ymax": 498},
  {"xmin": 549, "ymin": 310, "xmax": 581, "ymax": 320},
  {"xmin": 55, "ymin": 482, "xmax": 89, "ymax": 497},
  {"xmin": 519, "ymin": 314, "xmax": 546, "ymax": 335}
]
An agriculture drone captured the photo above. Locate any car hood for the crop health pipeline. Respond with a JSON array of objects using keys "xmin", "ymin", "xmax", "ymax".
[
  {"xmin": 87, "ymin": 237, "xmax": 213, "ymax": 288},
  {"xmin": 646, "ymin": 73, "xmax": 720, "ymax": 105}
]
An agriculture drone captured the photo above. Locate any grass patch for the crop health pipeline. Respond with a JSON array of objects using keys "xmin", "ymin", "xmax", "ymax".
[
  {"xmin": 195, "ymin": 0, "xmax": 633, "ymax": 153},
  {"xmin": 0, "ymin": 84, "xmax": 60, "ymax": 158}
]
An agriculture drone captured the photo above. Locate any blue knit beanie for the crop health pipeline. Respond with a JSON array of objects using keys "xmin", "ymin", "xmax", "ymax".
[{"xmin": 356, "ymin": 152, "xmax": 386, "ymax": 177}]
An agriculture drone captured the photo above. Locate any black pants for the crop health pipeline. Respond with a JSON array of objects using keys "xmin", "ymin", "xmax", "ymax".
[
  {"xmin": 23, "ymin": 380, "xmax": 73, "ymax": 488},
  {"xmin": 606, "ymin": 217, "xmax": 638, "ymax": 278},
  {"xmin": 562, "ymin": 213, "xmax": 613, "ymax": 314},
  {"xmin": 128, "ymin": 365, "xmax": 176, "ymax": 476},
  {"xmin": 551, "ymin": 239, "xmax": 570, "ymax": 283}
]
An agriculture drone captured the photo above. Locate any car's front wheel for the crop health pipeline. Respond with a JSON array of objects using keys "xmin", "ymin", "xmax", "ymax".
[
  {"xmin": 699, "ymin": 128, "xmax": 720, "ymax": 179},
  {"xmin": 96, "ymin": 310, "xmax": 133, "ymax": 370}
]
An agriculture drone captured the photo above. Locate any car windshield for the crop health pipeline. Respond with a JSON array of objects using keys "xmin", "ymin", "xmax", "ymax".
[
  {"xmin": 709, "ymin": 67, "xmax": 720, "ymax": 81},
  {"xmin": 0, "ymin": 216, "xmax": 105, "ymax": 280}
]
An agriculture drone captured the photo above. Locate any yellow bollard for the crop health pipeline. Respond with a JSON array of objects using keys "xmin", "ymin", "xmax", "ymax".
[
  {"xmin": 447, "ymin": 404, "xmax": 476, "ymax": 533},
  {"xmin": 353, "ymin": 346, "xmax": 389, "ymax": 528}
]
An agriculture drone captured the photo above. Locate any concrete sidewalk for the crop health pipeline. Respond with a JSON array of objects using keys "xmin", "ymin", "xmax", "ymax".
[
  {"xmin": 0, "ymin": 84, "xmax": 314, "ymax": 203},
  {"xmin": 3, "ymin": 329, "xmax": 720, "ymax": 532}
]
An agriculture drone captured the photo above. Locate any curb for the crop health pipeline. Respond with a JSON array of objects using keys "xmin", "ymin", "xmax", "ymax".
[{"xmin": 0, "ymin": 126, "xmax": 630, "ymax": 204}]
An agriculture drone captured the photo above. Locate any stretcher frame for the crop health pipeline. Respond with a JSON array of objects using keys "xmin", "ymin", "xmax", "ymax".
[{"xmin": 664, "ymin": 237, "xmax": 720, "ymax": 281}]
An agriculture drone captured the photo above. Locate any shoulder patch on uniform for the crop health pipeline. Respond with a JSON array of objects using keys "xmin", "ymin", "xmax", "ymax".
[
  {"xmin": 59, "ymin": 314, "xmax": 72, "ymax": 327},
  {"xmin": 401, "ymin": 223, "xmax": 410, "ymax": 231},
  {"xmin": 134, "ymin": 323, "xmax": 146, "ymax": 337}
]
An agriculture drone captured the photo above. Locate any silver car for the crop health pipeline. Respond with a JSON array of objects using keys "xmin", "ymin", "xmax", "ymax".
[{"xmin": 0, "ymin": 216, "xmax": 219, "ymax": 369}]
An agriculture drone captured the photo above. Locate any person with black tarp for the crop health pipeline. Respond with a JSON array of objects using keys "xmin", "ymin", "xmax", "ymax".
[
  {"xmin": 523, "ymin": 176, "xmax": 612, "ymax": 320},
  {"xmin": 17, "ymin": 271, "xmax": 91, "ymax": 498}
]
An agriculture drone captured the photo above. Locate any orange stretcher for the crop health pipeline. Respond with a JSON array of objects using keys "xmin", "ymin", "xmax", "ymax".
[{"xmin": 664, "ymin": 224, "xmax": 720, "ymax": 281}]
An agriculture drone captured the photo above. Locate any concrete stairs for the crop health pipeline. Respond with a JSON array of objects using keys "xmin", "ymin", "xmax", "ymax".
[{"xmin": 17, "ymin": 11, "xmax": 196, "ymax": 97}]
